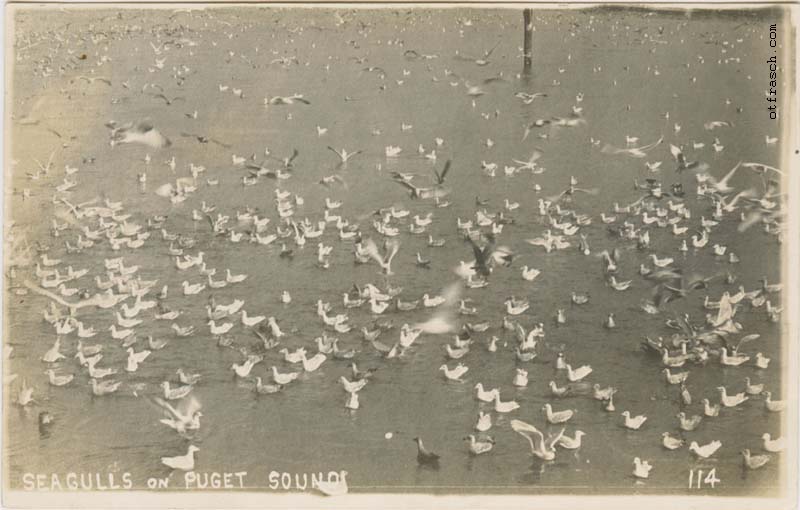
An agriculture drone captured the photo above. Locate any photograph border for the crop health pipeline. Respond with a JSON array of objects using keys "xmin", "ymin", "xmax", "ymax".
[{"xmin": 2, "ymin": 2, "xmax": 798, "ymax": 508}]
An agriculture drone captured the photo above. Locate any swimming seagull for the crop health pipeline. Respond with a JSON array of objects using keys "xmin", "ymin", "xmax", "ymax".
[
  {"xmin": 464, "ymin": 435, "xmax": 495, "ymax": 455},
  {"xmin": 161, "ymin": 445, "xmax": 199, "ymax": 471},
  {"xmin": 742, "ymin": 449, "xmax": 770, "ymax": 470},
  {"xmin": 633, "ymin": 457, "xmax": 653, "ymax": 479},
  {"xmin": 689, "ymin": 440, "xmax": 722, "ymax": 459}
]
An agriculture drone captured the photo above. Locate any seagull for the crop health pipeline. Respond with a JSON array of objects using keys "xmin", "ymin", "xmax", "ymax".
[
  {"xmin": 669, "ymin": 144, "xmax": 705, "ymax": 172},
  {"xmin": 327, "ymin": 146, "xmax": 362, "ymax": 164},
  {"xmin": 76, "ymin": 75, "xmax": 111, "ymax": 86},
  {"xmin": 542, "ymin": 403, "xmax": 574, "ymax": 424},
  {"xmin": 464, "ymin": 435, "xmax": 495, "ymax": 455},
  {"xmin": 432, "ymin": 160, "xmax": 452, "ymax": 185},
  {"xmin": 162, "ymin": 381, "xmax": 193, "ymax": 400},
  {"xmin": 514, "ymin": 91, "xmax": 547, "ymax": 104},
  {"xmin": 762, "ymin": 433, "xmax": 785, "ymax": 452},
  {"xmin": 704, "ymin": 120, "xmax": 733, "ymax": 130},
  {"xmin": 272, "ymin": 366, "xmax": 299, "ymax": 385},
  {"xmin": 254, "ymin": 377, "xmax": 283, "ymax": 395},
  {"xmin": 474, "ymin": 383, "xmax": 499, "ymax": 402},
  {"xmin": 106, "ymin": 120, "xmax": 170, "ymax": 149},
  {"xmin": 512, "ymin": 149, "xmax": 544, "ymax": 172},
  {"xmin": 633, "ymin": 457, "xmax": 653, "ymax": 479},
  {"xmin": 45, "ymin": 369, "xmax": 74, "ymax": 386},
  {"xmin": 391, "ymin": 177, "xmax": 446, "ymax": 200},
  {"xmin": 601, "ymin": 136, "xmax": 663, "ymax": 158},
  {"xmin": 690, "ymin": 440, "xmax": 722, "ymax": 459},
  {"xmin": 180, "ymin": 132, "xmax": 231, "ymax": 148},
  {"xmin": 266, "ymin": 94, "xmax": 310, "ymax": 105},
  {"xmin": 742, "ymin": 449, "xmax": 771, "ymax": 470},
  {"xmin": 763, "ymin": 391, "xmax": 785, "ymax": 412},
  {"xmin": 493, "ymin": 392, "xmax": 520, "ymax": 413},
  {"xmin": 510, "ymin": 419, "xmax": 564, "ymax": 461},
  {"xmin": 705, "ymin": 161, "xmax": 743, "ymax": 194},
  {"xmin": 662, "ymin": 432, "xmax": 684, "ymax": 450},
  {"xmin": 363, "ymin": 238, "xmax": 400, "ymax": 275},
  {"xmin": 718, "ymin": 386, "xmax": 748, "ymax": 407},
  {"xmin": 413, "ymin": 437, "xmax": 440, "ymax": 466},
  {"xmin": 161, "ymin": 445, "xmax": 200, "ymax": 471},
  {"xmin": 621, "ymin": 411, "xmax": 647, "ymax": 430},
  {"xmin": 154, "ymin": 395, "xmax": 202, "ymax": 433},
  {"xmin": 149, "ymin": 93, "xmax": 185, "ymax": 106},
  {"xmin": 440, "ymin": 363, "xmax": 468, "ymax": 381}
]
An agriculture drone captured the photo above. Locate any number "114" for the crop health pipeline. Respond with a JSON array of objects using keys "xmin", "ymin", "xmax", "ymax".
[{"xmin": 689, "ymin": 468, "xmax": 720, "ymax": 489}]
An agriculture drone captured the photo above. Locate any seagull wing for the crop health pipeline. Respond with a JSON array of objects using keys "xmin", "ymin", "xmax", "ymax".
[
  {"xmin": 466, "ymin": 236, "xmax": 489, "ymax": 273},
  {"xmin": 176, "ymin": 395, "xmax": 202, "ymax": 417},
  {"xmin": 393, "ymin": 179, "xmax": 419, "ymax": 195},
  {"xmin": 515, "ymin": 323, "xmax": 526, "ymax": 344},
  {"xmin": 483, "ymin": 40, "xmax": 500, "ymax": 58},
  {"xmin": 327, "ymin": 146, "xmax": 344, "ymax": 161},
  {"xmin": 545, "ymin": 427, "xmax": 567, "ymax": 450},
  {"xmin": 734, "ymin": 333, "xmax": 760, "ymax": 351},
  {"xmin": 510, "ymin": 419, "xmax": 545, "ymax": 454},
  {"xmin": 150, "ymin": 93, "xmax": 169, "ymax": 104},
  {"xmin": 439, "ymin": 160, "xmax": 452, "ymax": 183},
  {"xmin": 154, "ymin": 183, "xmax": 175, "ymax": 197},
  {"xmin": 287, "ymin": 149, "xmax": 300, "ymax": 166},
  {"xmin": 152, "ymin": 396, "xmax": 182, "ymax": 420},
  {"xmin": 362, "ymin": 238, "xmax": 385, "ymax": 266},
  {"xmin": 209, "ymin": 138, "xmax": 232, "ymax": 148},
  {"xmin": 716, "ymin": 161, "xmax": 742, "ymax": 187},
  {"xmin": 412, "ymin": 281, "xmax": 462, "ymax": 334},
  {"xmin": 669, "ymin": 144, "xmax": 682, "ymax": 161},
  {"xmin": 525, "ymin": 237, "xmax": 549, "ymax": 247},
  {"xmin": 600, "ymin": 144, "xmax": 626, "ymax": 155},
  {"xmin": 636, "ymin": 136, "xmax": 664, "ymax": 152}
]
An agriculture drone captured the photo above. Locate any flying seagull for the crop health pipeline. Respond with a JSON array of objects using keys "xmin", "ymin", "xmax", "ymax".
[
  {"xmin": 328, "ymin": 146, "xmax": 362, "ymax": 164},
  {"xmin": 432, "ymin": 160, "xmax": 452, "ymax": 185},
  {"xmin": 180, "ymin": 133, "xmax": 231, "ymax": 148}
]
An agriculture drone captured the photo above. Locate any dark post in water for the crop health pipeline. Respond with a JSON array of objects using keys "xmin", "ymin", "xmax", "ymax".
[{"xmin": 523, "ymin": 9, "xmax": 533, "ymax": 69}]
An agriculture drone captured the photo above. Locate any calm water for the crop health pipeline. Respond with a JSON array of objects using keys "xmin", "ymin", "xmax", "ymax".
[{"xmin": 5, "ymin": 6, "xmax": 788, "ymax": 495}]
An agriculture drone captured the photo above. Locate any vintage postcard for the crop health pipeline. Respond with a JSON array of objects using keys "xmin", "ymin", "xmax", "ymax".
[{"xmin": 2, "ymin": 2, "xmax": 798, "ymax": 508}]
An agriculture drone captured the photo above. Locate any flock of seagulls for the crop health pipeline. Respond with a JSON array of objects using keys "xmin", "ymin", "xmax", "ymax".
[{"xmin": 6, "ymin": 6, "xmax": 787, "ymax": 494}]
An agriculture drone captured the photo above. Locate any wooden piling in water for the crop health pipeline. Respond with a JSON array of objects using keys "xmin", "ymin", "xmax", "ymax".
[{"xmin": 523, "ymin": 8, "xmax": 533, "ymax": 68}]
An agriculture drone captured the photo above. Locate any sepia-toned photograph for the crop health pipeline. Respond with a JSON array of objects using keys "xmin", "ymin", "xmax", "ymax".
[{"xmin": 2, "ymin": 2, "xmax": 798, "ymax": 508}]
